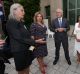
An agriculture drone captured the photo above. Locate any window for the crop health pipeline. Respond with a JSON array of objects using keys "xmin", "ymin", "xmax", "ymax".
[
  {"xmin": 45, "ymin": 5, "xmax": 51, "ymax": 24},
  {"xmin": 63, "ymin": 0, "xmax": 67, "ymax": 18},
  {"xmin": 45, "ymin": 5, "xmax": 50, "ymax": 19},
  {"xmin": 77, "ymin": 0, "xmax": 80, "ymax": 8},
  {"xmin": 77, "ymin": 9, "xmax": 80, "ymax": 21},
  {"xmin": 69, "ymin": 10, "xmax": 75, "ymax": 25},
  {"xmin": 67, "ymin": 0, "xmax": 80, "ymax": 25},
  {"xmin": 69, "ymin": 0, "xmax": 75, "ymax": 9}
]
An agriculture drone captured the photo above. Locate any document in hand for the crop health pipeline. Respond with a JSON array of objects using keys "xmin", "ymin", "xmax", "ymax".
[{"xmin": 29, "ymin": 46, "xmax": 35, "ymax": 51}]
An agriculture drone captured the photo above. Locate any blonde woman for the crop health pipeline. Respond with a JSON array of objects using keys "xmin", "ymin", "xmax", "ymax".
[{"xmin": 30, "ymin": 12, "xmax": 48, "ymax": 74}]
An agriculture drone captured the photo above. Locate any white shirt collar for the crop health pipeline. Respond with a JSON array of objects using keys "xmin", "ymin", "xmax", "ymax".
[
  {"xmin": 58, "ymin": 17, "xmax": 62, "ymax": 20},
  {"xmin": 58, "ymin": 17, "xmax": 62, "ymax": 23}
]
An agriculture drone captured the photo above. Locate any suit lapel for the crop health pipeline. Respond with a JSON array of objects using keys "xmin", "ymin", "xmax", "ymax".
[
  {"xmin": 55, "ymin": 18, "xmax": 65, "ymax": 28},
  {"xmin": 56, "ymin": 18, "xmax": 60, "ymax": 28},
  {"xmin": 62, "ymin": 18, "xmax": 65, "ymax": 27}
]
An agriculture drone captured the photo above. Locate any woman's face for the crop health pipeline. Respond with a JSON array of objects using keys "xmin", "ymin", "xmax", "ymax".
[
  {"xmin": 15, "ymin": 7, "xmax": 25, "ymax": 20},
  {"xmin": 36, "ymin": 14, "xmax": 43, "ymax": 22}
]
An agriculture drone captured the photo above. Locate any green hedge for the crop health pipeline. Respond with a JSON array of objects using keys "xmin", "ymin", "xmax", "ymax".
[
  {"xmin": 4, "ymin": 0, "xmax": 40, "ymax": 29},
  {"xmin": 19, "ymin": 0, "xmax": 40, "ymax": 29}
]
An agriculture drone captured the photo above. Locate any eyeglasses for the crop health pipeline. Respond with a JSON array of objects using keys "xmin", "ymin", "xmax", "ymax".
[{"xmin": 14, "ymin": 8, "xmax": 17, "ymax": 10}]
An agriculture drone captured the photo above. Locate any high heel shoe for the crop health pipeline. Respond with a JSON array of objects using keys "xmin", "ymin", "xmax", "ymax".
[
  {"xmin": 43, "ymin": 64, "xmax": 47, "ymax": 67},
  {"xmin": 39, "ymin": 67, "xmax": 46, "ymax": 74},
  {"xmin": 77, "ymin": 58, "xmax": 80, "ymax": 64},
  {"xmin": 41, "ymin": 70, "xmax": 46, "ymax": 74}
]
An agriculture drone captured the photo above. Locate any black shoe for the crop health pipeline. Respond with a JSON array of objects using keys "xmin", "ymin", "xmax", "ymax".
[
  {"xmin": 53, "ymin": 59, "xmax": 59, "ymax": 65},
  {"xmin": 67, "ymin": 60, "xmax": 71, "ymax": 65}
]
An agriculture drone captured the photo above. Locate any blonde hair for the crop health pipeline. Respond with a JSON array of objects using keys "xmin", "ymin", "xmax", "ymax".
[
  {"xmin": 9, "ymin": 3, "xmax": 23, "ymax": 20},
  {"xmin": 33, "ymin": 12, "xmax": 44, "ymax": 24}
]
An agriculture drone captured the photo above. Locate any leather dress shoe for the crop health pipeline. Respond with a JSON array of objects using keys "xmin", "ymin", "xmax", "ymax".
[
  {"xmin": 67, "ymin": 60, "xmax": 71, "ymax": 65},
  {"xmin": 53, "ymin": 59, "xmax": 59, "ymax": 65}
]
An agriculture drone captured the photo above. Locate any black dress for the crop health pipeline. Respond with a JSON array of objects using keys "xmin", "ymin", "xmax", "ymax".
[
  {"xmin": 30, "ymin": 23, "xmax": 48, "ymax": 57},
  {"xmin": 6, "ymin": 19, "xmax": 35, "ymax": 71}
]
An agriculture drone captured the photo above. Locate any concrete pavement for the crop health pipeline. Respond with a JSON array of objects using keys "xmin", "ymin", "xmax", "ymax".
[{"xmin": 5, "ymin": 37, "xmax": 80, "ymax": 74}]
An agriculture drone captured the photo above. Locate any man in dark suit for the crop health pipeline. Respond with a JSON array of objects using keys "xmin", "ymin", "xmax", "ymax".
[{"xmin": 50, "ymin": 9, "xmax": 71, "ymax": 65}]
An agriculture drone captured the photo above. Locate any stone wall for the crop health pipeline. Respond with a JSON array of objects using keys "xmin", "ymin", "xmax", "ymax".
[{"xmin": 40, "ymin": 0, "xmax": 63, "ymax": 20}]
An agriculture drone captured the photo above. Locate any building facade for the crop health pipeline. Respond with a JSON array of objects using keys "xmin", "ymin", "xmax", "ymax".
[{"xmin": 40, "ymin": 0, "xmax": 80, "ymax": 25}]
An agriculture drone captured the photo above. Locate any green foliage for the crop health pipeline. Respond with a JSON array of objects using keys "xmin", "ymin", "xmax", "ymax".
[
  {"xmin": 3, "ymin": 0, "xmax": 40, "ymax": 28},
  {"xmin": 3, "ymin": 0, "xmax": 10, "ymax": 20},
  {"xmin": 19, "ymin": 0, "xmax": 40, "ymax": 28}
]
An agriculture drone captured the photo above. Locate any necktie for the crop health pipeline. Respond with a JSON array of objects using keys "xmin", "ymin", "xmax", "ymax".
[{"xmin": 59, "ymin": 18, "xmax": 62, "ymax": 27}]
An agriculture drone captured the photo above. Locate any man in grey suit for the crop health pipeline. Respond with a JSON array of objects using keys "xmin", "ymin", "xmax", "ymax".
[{"xmin": 50, "ymin": 9, "xmax": 71, "ymax": 65}]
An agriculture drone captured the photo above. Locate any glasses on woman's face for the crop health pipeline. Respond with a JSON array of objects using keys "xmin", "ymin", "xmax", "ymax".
[
  {"xmin": 16, "ymin": 8, "xmax": 25, "ymax": 14},
  {"xmin": 15, "ymin": 7, "xmax": 25, "ymax": 19}
]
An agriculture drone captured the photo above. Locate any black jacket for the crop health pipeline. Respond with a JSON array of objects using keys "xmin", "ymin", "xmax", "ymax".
[{"xmin": 6, "ymin": 19, "xmax": 35, "ymax": 52}]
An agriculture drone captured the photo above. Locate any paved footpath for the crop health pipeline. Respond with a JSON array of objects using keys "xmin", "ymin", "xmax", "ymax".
[{"xmin": 4, "ymin": 37, "xmax": 80, "ymax": 74}]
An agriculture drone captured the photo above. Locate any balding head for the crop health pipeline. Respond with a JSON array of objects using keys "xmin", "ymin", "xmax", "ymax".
[{"xmin": 56, "ymin": 8, "xmax": 63, "ymax": 18}]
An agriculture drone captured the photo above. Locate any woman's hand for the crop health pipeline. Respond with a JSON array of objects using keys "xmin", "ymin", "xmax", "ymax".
[
  {"xmin": 35, "ymin": 38, "xmax": 46, "ymax": 44},
  {"xmin": 0, "ymin": 40, "xmax": 5, "ymax": 44},
  {"xmin": 0, "ymin": 40, "xmax": 5, "ymax": 47},
  {"xmin": 57, "ymin": 28, "xmax": 65, "ymax": 32}
]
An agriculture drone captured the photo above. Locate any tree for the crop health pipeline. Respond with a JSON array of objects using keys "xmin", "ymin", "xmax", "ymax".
[
  {"xmin": 3, "ymin": 0, "xmax": 14, "ymax": 20},
  {"xmin": 19, "ymin": 0, "xmax": 40, "ymax": 28},
  {"xmin": 3, "ymin": 0, "xmax": 40, "ymax": 28}
]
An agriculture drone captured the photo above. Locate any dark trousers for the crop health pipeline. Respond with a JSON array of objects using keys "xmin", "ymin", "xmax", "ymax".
[
  {"xmin": 0, "ymin": 58, "xmax": 5, "ymax": 74},
  {"xmin": 54, "ymin": 36, "xmax": 70, "ymax": 61},
  {"xmin": 0, "ymin": 50, "xmax": 5, "ymax": 74}
]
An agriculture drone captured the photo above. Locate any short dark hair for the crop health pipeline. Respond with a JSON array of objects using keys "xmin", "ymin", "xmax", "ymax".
[{"xmin": 77, "ymin": 15, "xmax": 80, "ymax": 22}]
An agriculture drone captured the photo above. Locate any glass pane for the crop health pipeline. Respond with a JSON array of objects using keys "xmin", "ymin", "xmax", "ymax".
[
  {"xmin": 69, "ymin": 10, "xmax": 75, "ymax": 25},
  {"xmin": 77, "ymin": 9, "xmax": 80, "ymax": 16},
  {"xmin": 45, "ymin": 6, "xmax": 50, "ymax": 18},
  {"xmin": 69, "ymin": 0, "xmax": 76, "ymax": 9},
  {"xmin": 77, "ymin": 0, "xmax": 80, "ymax": 8},
  {"xmin": 63, "ymin": 0, "xmax": 67, "ymax": 18},
  {"xmin": 77, "ymin": 9, "xmax": 80, "ymax": 22},
  {"xmin": 45, "ymin": 6, "xmax": 51, "ymax": 25}
]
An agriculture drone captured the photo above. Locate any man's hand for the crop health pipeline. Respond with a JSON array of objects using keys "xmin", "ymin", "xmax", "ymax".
[
  {"xmin": 35, "ymin": 38, "xmax": 46, "ymax": 44},
  {"xmin": 55, "ymin": 29, "xmax": 58, "ymax": 32},
  {"xmin": 57, "ymin": 28, "xmax": 65, "ymax": 32}
]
